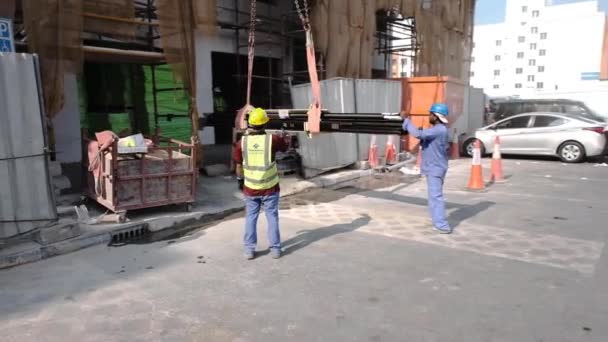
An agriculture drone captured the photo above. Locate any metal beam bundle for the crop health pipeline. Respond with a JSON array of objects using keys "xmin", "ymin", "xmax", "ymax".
[{"xmin": 262, "ymin": 109, "xmax": 406, "ymax": 135}]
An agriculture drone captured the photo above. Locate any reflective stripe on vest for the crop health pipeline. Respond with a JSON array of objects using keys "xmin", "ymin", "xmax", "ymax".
[{"xmin": 242, "ymin": 134, "xmax": 279, "ymax": 190}]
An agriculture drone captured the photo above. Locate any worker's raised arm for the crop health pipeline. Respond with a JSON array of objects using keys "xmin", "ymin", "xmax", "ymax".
[{"xmin": 402, "ymin": 118, "xmax": 445, "ymax": 141}]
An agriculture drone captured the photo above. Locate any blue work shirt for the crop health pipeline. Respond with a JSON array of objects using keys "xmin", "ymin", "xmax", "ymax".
[{"xmin": 402, "ymin": 119, "xmax": 449, "ymax": 177}]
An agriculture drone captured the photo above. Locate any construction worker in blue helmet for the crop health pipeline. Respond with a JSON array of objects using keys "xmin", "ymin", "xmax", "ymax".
[
  {"xmin": 402, "ymin": 103, "xmax": 452, "ymax": 234},
  {"xmin": 234, "ymin": 108, "xmax": 289, "ymax": 259}
]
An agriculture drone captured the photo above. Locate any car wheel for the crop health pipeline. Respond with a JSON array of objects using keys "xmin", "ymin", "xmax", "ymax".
[
  {"xmin": 463, "ymin": 139, "xmax": 485, "ymax": 158},
  {"xmin": 558, "ymin": 141, "xmax": 586, "ymax": 163}
]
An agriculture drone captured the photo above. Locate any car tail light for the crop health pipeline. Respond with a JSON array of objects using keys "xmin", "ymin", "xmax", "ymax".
[{"xmin": 583, "ymin": 127, "xmax": 605, "ymax": 134}]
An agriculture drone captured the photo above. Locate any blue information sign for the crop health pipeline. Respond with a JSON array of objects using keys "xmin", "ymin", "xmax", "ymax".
[{"xmin": 0, "ymin": 18, "xmax": 15, "ymax": 53}]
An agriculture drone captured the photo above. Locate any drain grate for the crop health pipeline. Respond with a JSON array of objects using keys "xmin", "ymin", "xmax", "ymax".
[{"xmin": 110, "ymin": 224, "xmax": 150, "ymax": 245}]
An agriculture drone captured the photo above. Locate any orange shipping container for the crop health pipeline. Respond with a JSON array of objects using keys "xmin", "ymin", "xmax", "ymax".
[{"xmin": 395, "ymin": 76, "xmax": 466, "ymax": 152}]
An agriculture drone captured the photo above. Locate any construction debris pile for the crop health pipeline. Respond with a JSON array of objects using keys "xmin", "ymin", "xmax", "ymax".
[{"xmin": 311, "ymin": 0, "xmax": 475, "ymax": 79}]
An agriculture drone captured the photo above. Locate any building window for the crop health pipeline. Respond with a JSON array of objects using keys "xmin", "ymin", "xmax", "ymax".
[
  {"xmin": 516, "ymin": 67, "xmax": 523, "ymax": 74},
  {"xmin": 522, "ymin": 6, "xmax": 528, "ymax": 12},
  {"xmin": 493, "ymin": 84, "xmax": 500, "ymax": 89},
  {"xmin": 515, "ymin": 83, "xmax": 522, "ymax": 89},
  {"xmin": 496, "ymin": 40, "xmax": 502, "ymax": 46},
  {"xmin": 539, "ymin": 49, "xmax": 546, "ymax": 56},
  {"xmin": 470, "ymin": 71, "xmax": 474, "ymax": 77},
  {"xmin": 531, "ymin": 26, "xmax": 538, "ymax": 34},
  {"xmin": 529, "ymin": 59, "xmax": 536, "ymax": 66},
  {"xmin": 471, "ymin": 56, "xmax": 475, "ymax": 62},
  {"xmin": 537, "ymin": 82, "xmax": 544, "ymax": 89},
  {"xmin": 517, "ymin": 52, "xmax": 524, "ymax": 59},
  {"xmin": 494, "ymin": 70, "xmax": 501, "ymax": 76},
  {"xmin": 528, "ymin": 75, "xmax": 535, "ymax": 82},
  {"xmin": 540, "ymin": 32, "xmax": 547, "ymax": 40},
  {"xmin": 521, "ymin": 22, "xmax": 527, "ymax": 26},
  {"xmin": 532, "ymin": 10, "xmax": 540, "ymax": 17},
  {"xmin": 495, "ymin": 55, "xmax": 501, "ymax": 61},
  {"xmin": 538, "ymin": 66, "xmax": 545, "ymax": 72},
  {"xmin": 518, "ymin": 36, "xmax": 525, "ymax": 43},
  {"xmin": 530, "ymin": 43, "xmax": 537, "ymax": 50}
]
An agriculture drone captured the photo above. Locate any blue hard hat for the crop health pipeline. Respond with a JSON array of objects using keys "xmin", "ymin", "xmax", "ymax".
[{"xmin": 429, "ymin": 103, "xmax": 449, "ymax": 117}]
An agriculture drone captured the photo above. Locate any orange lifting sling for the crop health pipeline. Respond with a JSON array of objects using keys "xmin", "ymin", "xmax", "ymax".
[{"xmin": 234, "ymin": 0, "xmax": 322, "ymax": 135}]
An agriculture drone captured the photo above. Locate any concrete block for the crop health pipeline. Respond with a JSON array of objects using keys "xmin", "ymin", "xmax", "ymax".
[
  {"xmin": 56, "ymin": 205, "xmax": 76, "ymax": 218},
  {"xmin": 302, "ymin": 167, "xmax": 322, "ymax": 179},
  {"xmin": 56, "ymin": 193, "xmax": 83, "ymax": 206},
  {"xmin": 48, "ymin": 161, "xmax": 62, "ymax": 178},
  {"xmin": 0, "ymin": 243, "xmax": 43, "ymax": 270},
  {"xmin": 43, "ymin": 232, "xmax": 111, "ymax": 258},
  {"xmin": 35, "ymin": 219, "xmax": 81, "ymax": 245},
  {"xmin": 52, "ymin": 175, "xmax": 71, "ymax": 191},
  {"xmin": 398, "ymin": 152, "xmax": 412, "ymax": 162},
  {"xmin": 352, "ymin": 161, "xmax": 371, "ymax": 170},
  {"xmin": 204, "ymin": 164, "xmax": 231, "ymax": 177}
]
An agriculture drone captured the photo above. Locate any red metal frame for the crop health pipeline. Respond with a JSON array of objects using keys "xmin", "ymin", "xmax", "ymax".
[{"xmin": 84, "ymin": 136, "xmax": 197, "ymax": 213}]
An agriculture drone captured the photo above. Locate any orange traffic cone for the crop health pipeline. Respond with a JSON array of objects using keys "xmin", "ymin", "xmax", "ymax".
[
  {"xmin": 369, "ymin": 145, "xmax": 379, "ymax": 168},
  {"xmin": 450, "ymin": 129, "xmax": 460, "ymax": 160},
  {"xmin": 467, "ymin": 140, "xmax": 486, "ymax": 191},
  {"xmin": 369, "ymin": 135, "xmax": 379, "ymax": 168},
  {"xmin": 490, "ymin": 136, "xmax": 506, "ymax": 183},
  {"xmin": 385, "ymin": 136, "xmax": 397, "ymax": 164}
]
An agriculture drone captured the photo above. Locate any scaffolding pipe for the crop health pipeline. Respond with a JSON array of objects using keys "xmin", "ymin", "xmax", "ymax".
[
  {"xmin": 83, "ymin": 45, "xmax": 165, "ymax": 60},
  {"xmin": 83, "ymin": 12, "xmax": 158, "ymax": 26}
]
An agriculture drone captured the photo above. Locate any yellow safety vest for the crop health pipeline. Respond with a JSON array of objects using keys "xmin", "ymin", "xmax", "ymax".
[{"xmin": 242, "ymin": 134, "xmax": 279, "ymax": 190}]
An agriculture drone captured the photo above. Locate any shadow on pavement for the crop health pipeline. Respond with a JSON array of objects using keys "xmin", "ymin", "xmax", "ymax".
[
  {"xmin": 339, "ymin": 186, "xmax": 495, "ymax": 230},
  {"xmin": 447, "ymin": 200, "xmax": 495, "ymax": 229},
  {"xmin": 282, "ymin": 215, "xmax": 371, "ymax": 256}
]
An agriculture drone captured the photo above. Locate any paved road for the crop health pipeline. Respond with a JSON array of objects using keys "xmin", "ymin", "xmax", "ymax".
[{"xmin": 1, "ymin": 159, "xmax": 607, "ymax": 341}]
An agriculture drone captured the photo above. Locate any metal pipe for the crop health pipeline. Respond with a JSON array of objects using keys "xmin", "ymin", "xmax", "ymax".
[
  {"xmin": 83, "ymin": 45, "xmax": 165, "ymax": 60},
  {"xmin": 83, "ymin": 12, "xmax": 158, "ymax": 26}
]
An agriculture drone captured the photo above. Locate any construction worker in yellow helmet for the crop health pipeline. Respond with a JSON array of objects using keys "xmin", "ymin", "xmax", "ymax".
[{"xmin": 233, "ymin": 107, "xmax": 288, "ymax": 260}]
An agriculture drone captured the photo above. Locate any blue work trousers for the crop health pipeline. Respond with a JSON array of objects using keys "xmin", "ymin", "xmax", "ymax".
[
  {"xmin": 426, "ymin": 175, "xmax": 451, "ymax": 231},
  {"xmin": 244, "ymin": 192, "xmax": 281, "ymax": 251}
]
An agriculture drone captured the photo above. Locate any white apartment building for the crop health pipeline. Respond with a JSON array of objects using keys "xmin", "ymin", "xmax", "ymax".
[{"xmin": 471, "ymin": 0, "xmax": 608, "ymax": 107}]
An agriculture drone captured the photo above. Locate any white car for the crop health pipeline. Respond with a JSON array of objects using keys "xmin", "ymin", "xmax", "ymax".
[{"xmin": 462, "ymin": 112, "xmax": 608, "ymax": 163}]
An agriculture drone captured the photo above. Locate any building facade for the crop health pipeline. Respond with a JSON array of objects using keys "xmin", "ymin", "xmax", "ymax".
[{"xmin": 471, "ymin": 0, "xmax": 608, "ymax": 105}]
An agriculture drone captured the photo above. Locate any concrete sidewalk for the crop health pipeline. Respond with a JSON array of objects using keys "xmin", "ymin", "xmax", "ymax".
[{"xmin": 0, "ymin": 164, "xmax": 413, "ymax": 270}]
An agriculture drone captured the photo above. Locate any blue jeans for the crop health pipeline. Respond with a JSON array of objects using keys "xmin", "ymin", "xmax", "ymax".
[
  {"xmin": 426, "ymin": 175, "xmax": 451, "ymax": 231},
  {"xmin": 244, "ymin": 192, "xmax": 281, "ymax": 251}
]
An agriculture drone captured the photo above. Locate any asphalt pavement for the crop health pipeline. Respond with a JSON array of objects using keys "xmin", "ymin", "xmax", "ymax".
[{"xmin": 1, "ymin": 158, "xmax": 607, "ymax": 342}]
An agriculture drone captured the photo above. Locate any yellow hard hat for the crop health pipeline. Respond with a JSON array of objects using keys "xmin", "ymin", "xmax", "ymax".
[{"xmin": 248, "ymin": 107, "xmax": 269, "ymax": 126}]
